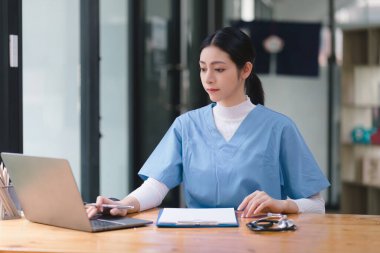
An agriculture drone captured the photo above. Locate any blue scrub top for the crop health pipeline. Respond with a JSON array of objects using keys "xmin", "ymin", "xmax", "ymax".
[{"xmin": 138, "ymin": 104, "xmax": 330, "ymax": 208}]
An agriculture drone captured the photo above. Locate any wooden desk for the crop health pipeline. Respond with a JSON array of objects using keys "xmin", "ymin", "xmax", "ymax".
[{"xmin": 0, "ymin": 209, "xmax": 380, "ymax": 253}]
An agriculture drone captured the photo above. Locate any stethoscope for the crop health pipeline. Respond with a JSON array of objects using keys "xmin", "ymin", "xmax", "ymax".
[{"xmin": 246, "ymin": 213, "xmax": 297, "ymax": 232}]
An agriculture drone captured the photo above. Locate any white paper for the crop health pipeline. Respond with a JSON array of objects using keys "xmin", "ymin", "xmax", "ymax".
[{"xmin": 158, "ymin": 208, "xmax": 237, "ymax": 225}]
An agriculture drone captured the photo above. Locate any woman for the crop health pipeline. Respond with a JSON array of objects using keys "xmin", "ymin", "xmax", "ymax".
[{"xmin": 87, "ymin": 27, "xmax": 329, "ymax": 219}]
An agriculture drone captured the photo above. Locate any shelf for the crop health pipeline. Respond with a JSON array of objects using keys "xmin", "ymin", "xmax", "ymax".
[
  {"xmin": 341, "ymin": 142, "xmax": 380, "ymax": 147},
  {"xmin": 340, "ymin": 26, "xmax": 380, "ymax": 215},
  {"xmin": 342, "ymin": 180, "xmax": 380, "ymax": 190},
  {"xmin": 342, "ymin": 103, "xmax": 380, "ymax": 109}
]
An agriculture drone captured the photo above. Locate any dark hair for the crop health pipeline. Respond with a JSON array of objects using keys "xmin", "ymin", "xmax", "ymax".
[{"xmin": 200, "ymin": 27, "xmax": 264, "ymax": 105}]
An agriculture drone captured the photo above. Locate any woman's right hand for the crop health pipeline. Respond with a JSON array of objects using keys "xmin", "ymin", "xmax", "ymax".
[{"xmin": 86, "ymin": 196, "xmax": 129, "ymax": 218}]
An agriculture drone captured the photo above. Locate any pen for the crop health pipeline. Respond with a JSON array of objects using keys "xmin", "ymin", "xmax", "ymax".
[
  {"xmin": 85, "ymin": 203, "xmax": 134, "ymax": 210},
  {"xmin": 253, "ymin": 213, "xmax": 283, "ymax": 218},
  {"xmin": 176, "ymin": 220, "xmax": 219, "ymax": 226}
]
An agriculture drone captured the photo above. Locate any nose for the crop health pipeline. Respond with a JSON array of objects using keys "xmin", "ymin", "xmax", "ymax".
[{"xmin": 205, "ymin": 70, "xmax": 215, "ymax": 84}]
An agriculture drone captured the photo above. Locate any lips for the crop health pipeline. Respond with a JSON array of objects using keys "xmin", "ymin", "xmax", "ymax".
[{"xmin": 207, "ymin": 88, "xmax": 220, "ymax": 93}]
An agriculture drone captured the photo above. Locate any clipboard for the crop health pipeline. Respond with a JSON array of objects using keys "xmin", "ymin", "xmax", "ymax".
[{"xmin": 156, "ymin": 208, "xmax": 239, "ymax": 228}]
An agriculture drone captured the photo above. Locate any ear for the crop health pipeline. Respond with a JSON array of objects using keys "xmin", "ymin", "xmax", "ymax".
[{"xmin": 241, "ymin": 62, "xmax": 253, "ymax": 80}]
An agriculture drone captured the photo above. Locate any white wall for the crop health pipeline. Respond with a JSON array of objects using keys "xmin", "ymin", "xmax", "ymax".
[
  {"xmin": 23, "ymin": 0, "xmax": 81, "ymax": 184},
  {"xmin": 99, "ymin": 0, "xmax": 130, "ymax": 198}
]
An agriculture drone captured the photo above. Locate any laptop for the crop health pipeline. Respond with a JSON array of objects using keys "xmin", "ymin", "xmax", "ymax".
[{"xmin": 0, "ymin": 152, "xmax": 152, "ymax": 232}]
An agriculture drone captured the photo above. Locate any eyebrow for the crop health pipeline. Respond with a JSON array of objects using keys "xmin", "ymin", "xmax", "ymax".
[{"xmin": 199, "ymin": 60, "xmax": 227, "ymax": 65}]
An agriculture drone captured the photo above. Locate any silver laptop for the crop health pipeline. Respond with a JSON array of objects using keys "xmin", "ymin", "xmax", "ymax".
[{"xmin": 1, "ymin": 152, "xmax": 152, "ymax": 232}]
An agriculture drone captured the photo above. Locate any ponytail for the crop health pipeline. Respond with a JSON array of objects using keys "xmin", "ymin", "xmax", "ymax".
[{"xmin": 246, "ymin": 73, "xmax": 264, "ymax": 105}]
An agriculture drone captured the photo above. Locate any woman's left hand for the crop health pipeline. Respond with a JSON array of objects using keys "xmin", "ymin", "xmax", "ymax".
[{"xmin": 237, "ymin": 190, "xmax": 288, "ymax": 218}]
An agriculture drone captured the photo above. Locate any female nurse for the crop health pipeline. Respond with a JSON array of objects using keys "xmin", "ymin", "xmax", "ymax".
[{"xmin": 87, "ymin": 27, "xmax": 330, "ymax": 219}]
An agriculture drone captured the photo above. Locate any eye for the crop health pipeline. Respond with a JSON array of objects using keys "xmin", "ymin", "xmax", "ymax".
[
  {"xmin": 215, "ymin": 68, "xmax": 225, "ymax": 73},
  {"xmin": 200, "ymin": 67, "xmax": 207, "ymax": 72}
]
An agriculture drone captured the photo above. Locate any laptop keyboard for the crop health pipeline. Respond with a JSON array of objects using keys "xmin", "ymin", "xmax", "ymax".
[{"xmin": 91, "ymin": 219, "xmax": 123, "ymax": 229}]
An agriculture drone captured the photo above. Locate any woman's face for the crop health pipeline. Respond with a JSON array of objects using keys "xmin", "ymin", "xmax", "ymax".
[{"xmin": 199, "ymin": 45, "xmax": 250, "ymax": 107}]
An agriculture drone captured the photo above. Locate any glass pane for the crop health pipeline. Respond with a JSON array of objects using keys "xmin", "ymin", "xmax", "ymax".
[
  {"xmin": 142, "ymin": 0, "xmax": 174, "ymax": 147},
  {"xmin": 22, "ymin": 0, "xmax": 81, "ymax": 183},
  {"xmin": 99, "ymin": 0, "xmax": 129, "ymax": 198},
  {"xmin": 133, "ymin": 0, "xmax": 181, "ymax": 206}
]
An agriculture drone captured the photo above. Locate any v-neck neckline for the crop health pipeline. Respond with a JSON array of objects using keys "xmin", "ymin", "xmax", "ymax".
[{"xmin": 204, "ymin": 103, "xmax": 263, "ymax": 149}]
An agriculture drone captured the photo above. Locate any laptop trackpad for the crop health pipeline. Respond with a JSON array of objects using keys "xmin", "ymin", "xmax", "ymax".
[{"xmin": 97, "ymin": 215, "xmax": 153, "ymax": 226}]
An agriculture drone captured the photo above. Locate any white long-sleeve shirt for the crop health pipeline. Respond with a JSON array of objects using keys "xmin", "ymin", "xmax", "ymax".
[{"xmin": 129, "ymin": 97, "xmax": 325, "ymax": 213}]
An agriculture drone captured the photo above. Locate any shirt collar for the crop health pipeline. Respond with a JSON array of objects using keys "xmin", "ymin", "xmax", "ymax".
[{"xmin": 214, "ymin": 96, "xmax": 255, "ymax": 120}]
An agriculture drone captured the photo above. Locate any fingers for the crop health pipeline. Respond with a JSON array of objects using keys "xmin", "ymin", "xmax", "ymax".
[
  {"xmin": 237, "ymin": 191, "xmax": 259, "ymax": 211},
  {"xmin": 237, "ymin": 197, "xmax": 249, "ymax": 211},
  {"xmin": 247, "ymin": 198, "xmax": 271, "ymax": 216},
  {"xmin": 243, "ymin": 193, "xmax": 269, "ymax": 217},
  {"xmin": 245, "ymin": 195, "xmax": 267, "ymax": 217},
  {"xmin": 110, "ymin": 208, "xmax": 128, "ymax": 216},
  {"xmin": 95, "ymin": 196, "xmax": 105, "ymax": 213},
  {"xmin": 86, "ymin": 196, "xmax": 106, "ymax": 218},
  {"xmin": 87, "ymin": 196, "xmax": 126, "ymax": 218},
  {"xmin": 254, "ymin": 201, "xmax": 271, "ymax": 215},
  {"xmin": 95, "ymin": 196, "xmax": 116, "ymax": 212},
  {"xmin": 238, "ymin": 191, "xmax": 273, "ymax": 218},
  {"xmin": 86, "ymin": 206, "xmax": 99, "ymax": 219}
]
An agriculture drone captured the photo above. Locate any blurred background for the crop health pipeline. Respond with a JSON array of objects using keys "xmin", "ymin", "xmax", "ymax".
[{"xmin": 1, "ymin": 0, "xmax": 380, "ymax": 214}]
